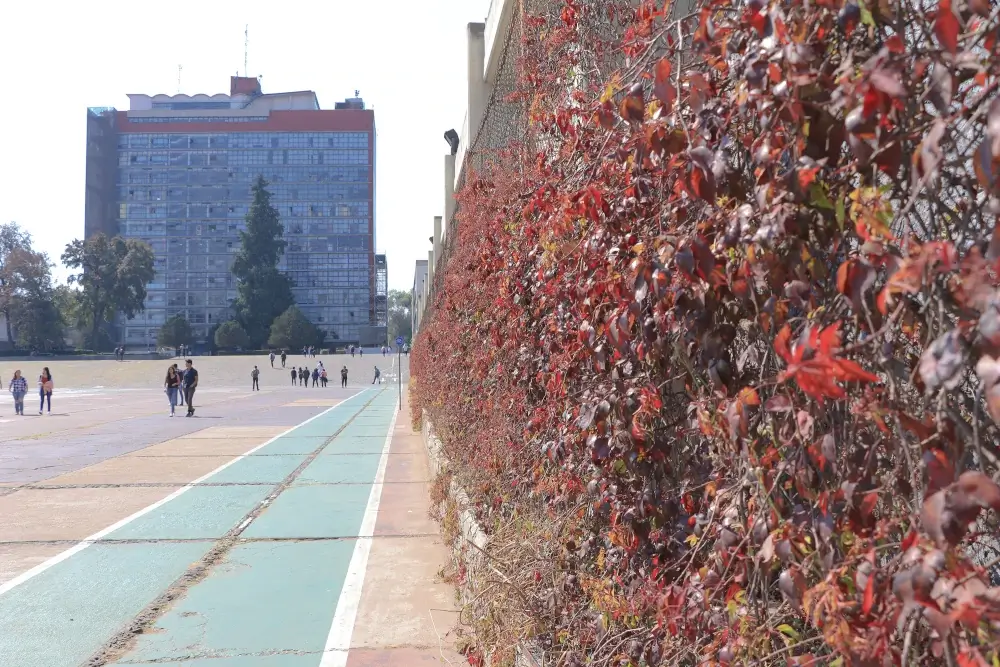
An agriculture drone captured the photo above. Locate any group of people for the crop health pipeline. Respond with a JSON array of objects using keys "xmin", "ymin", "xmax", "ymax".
[
  {"xmin": 4, "ymin": 367, "xmax": 53, "ymax": 415},
  {"xmin": 163, "ymin": 359, "xmax": 199, "ymax": 417}
]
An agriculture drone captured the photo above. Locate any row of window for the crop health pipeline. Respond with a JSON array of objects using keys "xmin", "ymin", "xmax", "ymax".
[
  {"xmin": 128, "ymin": 116, "xmax": 269, "ymax": 124},
  {"xmin": 146, "ymin": 271, "xmax": 372, "ymax": 290},
  {"xmin": 120, "ymin": 132, "xmax": 369, "ymax": 150},
  {"xmin": 119, "ymin": 166, "xmax": 370, "ymax": 186},
  {"xmin": 123, "ymin": 322, "xmax": 367, "ymax": 340},
  {"xmin": 119, "ymin": 149, "xmax": 370, "ymax": 168},
  {"xmin": 122, "ymin": 201, "xmax": 370, "ymax": 219},
  {"xmin": 120, "ymin": 184, "xmax": 370, "ymax": 203},
  {"xmin": 125, "ymin": 220, "xmax": 369, "ymax": 236}
]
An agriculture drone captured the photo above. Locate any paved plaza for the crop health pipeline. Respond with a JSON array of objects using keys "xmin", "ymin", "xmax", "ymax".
[{"xmin": 0, "ymin": 353, "xmax": 463, "ymax": 666}]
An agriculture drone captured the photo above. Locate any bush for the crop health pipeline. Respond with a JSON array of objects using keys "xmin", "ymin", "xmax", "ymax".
[
  {"xmin": 412, "ymin": 2, "xmax": 1000, "ymax": 665},
  {"xmin": 267, "ymin": 306, "xmax": 322, "ymax": 350},
  {"xmin": 214, "ymin": 320, "xmax": 251, "ymax": 350}
]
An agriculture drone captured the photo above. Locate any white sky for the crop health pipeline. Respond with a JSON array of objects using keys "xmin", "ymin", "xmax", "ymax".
[{"xmin": 0, "ymin": 0, "xmax": 491, "ymax": 291}]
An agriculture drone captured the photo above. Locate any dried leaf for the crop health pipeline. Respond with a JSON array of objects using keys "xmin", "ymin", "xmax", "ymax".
[
  {"xmin": 619, "ymin": 83, "xmax": 645, "ymax": 123},
  {"xmin": 919, "ymin": 329, "xmax": 967, "ymax": 393},
  {"xmin": 652, "ymin": 58, "xmax": 676, "ymax": 114}
]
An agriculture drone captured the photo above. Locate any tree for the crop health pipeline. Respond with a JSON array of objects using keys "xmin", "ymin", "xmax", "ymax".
[
  {"xmin": 157, "ymin": 315, "xmax": 192, "ymax": 349},
  {"xmin": 214, "ymin": 320, "xmax": 251, "ymax": 350},
  {"xmin": 267, "ymin": 306, "xmax": 321, "ymax": 350},
  {"xmin": 61, "ymin": 234, "xmax": 155, "ymax": 350},
  {"xmin": 0, "ymin": 223, "xmax": 56, "ymax": 345},
  {"xmin": 53, "ymin": 285, "xmax": 86, "ymax": 349},
  {"xmin": 13, "ymin": 296, "xmax": 65, "ymax": 351},
  {"xmin": 232, "ymin": 177, "xmax": 295, "ymax": 347},
  {"xmin": 387, "ymin": 289, "xmax": 413, "ymax": 344}
]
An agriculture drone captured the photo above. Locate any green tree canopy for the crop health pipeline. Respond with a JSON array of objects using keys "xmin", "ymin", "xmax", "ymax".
[
  {"xmin": 157, "ymin": 314, "xmax": 193, "ymax": 349},
  {"xmin": 61, "ymin": 234, "xmax": 155, "ymax": 350},
  {"xmin": 0, "ymin": 223, "xmax": 57, "ymax": 346},
  {"xmin": 387, "ymin": 289, "xmax": 413, "ymax": 344},
  {"xmin": 214, "ymin": 320, "xmax": 251, "ymax": 350},
  {"xmin": 267, "ymin": 306, "xmax": 322, "ymax": 350},
  {"xmin": 232, "ymin": 177, "xmax": 295, "ymax": 347}
]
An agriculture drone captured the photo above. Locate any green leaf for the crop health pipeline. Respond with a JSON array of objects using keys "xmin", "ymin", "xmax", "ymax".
[
  {"xmin": 857, "ymin": 0, "xmax": 875, "ymax": 26},
  {"xmin": 809, "ymin": 183, "xmax": 834, "ymax": 210},
  {"xmin": 777, "ymin": 624, "xmax": 800, "ymax": 641},
  {"xmin": 835, "ymin": 197, "xmax": 846, "ymax": 232}
]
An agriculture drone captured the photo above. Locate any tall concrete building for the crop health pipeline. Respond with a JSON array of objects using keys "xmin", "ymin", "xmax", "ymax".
[{"xmin": 84, "ymin": 76, "xmax": 387, "ymax": 348}]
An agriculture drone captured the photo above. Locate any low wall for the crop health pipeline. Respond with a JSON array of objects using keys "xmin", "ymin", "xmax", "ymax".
[{"xmin": 420, "ymin": 409, "xmax": 541, "ymax": 667}]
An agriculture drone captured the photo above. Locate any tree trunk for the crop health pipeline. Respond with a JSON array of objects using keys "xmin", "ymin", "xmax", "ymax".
[{"xmin": 3, "ymin": 307, "xmax": 13, "ymax": 348}]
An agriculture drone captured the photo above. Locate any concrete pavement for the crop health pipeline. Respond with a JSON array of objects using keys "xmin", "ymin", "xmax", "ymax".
[{"xmin": 0, "ymin": 354, "xmax": 463, "ymax": 666}]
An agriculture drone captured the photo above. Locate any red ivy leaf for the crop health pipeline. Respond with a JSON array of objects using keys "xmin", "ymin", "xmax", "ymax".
[{"xmin": 934, "ymin": 0, "xmax": 961, "ymax": 55}]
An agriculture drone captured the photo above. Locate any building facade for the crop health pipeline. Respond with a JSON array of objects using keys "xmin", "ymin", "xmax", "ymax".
[{"xmin": 85, "ymin": 77, "xmax": 385, "ymax": 348}]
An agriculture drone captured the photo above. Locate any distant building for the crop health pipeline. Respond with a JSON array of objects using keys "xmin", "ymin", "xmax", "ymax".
[{"xmin": 85, "ymin": 77, "xmax": 386, "ymax": 348}]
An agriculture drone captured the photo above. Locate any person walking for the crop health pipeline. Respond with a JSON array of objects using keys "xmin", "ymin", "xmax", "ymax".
[
  {"xmin": 300, "ymin": 367, "xmax": 308, "ymax": 388},
  {"xmin": 372, "ymin": 366, "xmax": 381, "ymax": 385},
  {"xmin": 38, "ymin": 367, "xmax": 53, "ymax": 415},
  {"xmin": 172, "ymin": 363, "xmax": 185, "ymax": 407},
  {"xmin": 182, "ymin": 359, "xmax": 198, "ymax": 417},
  {"xmin": 269, "ymin": 351, "xmax": 275, "ymax": 368},
  {"xmin": 164, "ymin": 365, "xmax": 180, "ymax": 416},
  {"xmin": 9, "ymin": 370, "xmax": 26, "ymax": 416},
  {"xmin": 290, "ymin": 367, "xmax": 297, "ymax": 386},
  {"xmin": 311, "ymin": 367, "xmax": 320, "ymax": 387},
  {"xmin": 340, "ymin": 365, "xmax": 348, "ymax": 388},
  {"xmin": 320, "ymin": 367, "xmax": 328, "ymax": 387},
  {"xmin": 251, "ymin": 365, "xmax": 260, "ymax": 391}
]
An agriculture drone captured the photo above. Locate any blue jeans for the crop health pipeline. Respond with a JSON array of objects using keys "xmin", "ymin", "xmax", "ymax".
[
  {"xmin": 166, "ymin": 387, "xmax": 178, "ymax": 414},
  {"xmin": 39, "ymin": 391, "xmax": 51, "ymax": 413},
  {"xmin": 12, "ymin": 391, "xmax": 25, "ymax": 414}
]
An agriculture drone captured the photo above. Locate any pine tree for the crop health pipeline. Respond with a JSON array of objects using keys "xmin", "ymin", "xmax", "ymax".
[{"xmin": 232, "ymin": 176, "xmax": 295, "ymax": 347}]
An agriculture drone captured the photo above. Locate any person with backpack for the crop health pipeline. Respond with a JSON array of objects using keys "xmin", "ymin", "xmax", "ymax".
[
  {"xmin": 38, "ymin": 367, "xmax": 53, "ymax": 415},
  {"xmin": 251, "ymin": 366, "xmax": 260, "ymax": 391},
  {"xmin": 372, "ymin": 366, "xmax": 381, "ymax": 385},
  {"xmin": 311, "ymin": 367, "xmax": 320, "ymax": 387}
]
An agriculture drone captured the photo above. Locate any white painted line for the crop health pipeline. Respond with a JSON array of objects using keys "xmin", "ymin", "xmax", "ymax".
[
  {"xmin": 0, "ymin": 388, "xmax": 372, "ymax": 598},
  {"xmin": 320, "ymin": 400, "xmax": 399, "ymax": 667}
]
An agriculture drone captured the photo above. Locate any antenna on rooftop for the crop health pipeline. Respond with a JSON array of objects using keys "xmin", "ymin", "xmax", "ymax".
[
  {"xmin": 244, "ymin": 25, "xmax": 249, "ymax": 78},
  {"xmin": 177, "ymin": 65, "xmax": 182, "ymax": 93}
]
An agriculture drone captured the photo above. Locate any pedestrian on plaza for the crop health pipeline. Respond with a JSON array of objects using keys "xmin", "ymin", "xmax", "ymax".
[
  {"xmin": 311, "ymin": 367, "xmax": 320, "ymax": 387},
  {"xmin": 320, "ymin": 367, "xmax": 328, "ymax": 387},
  {"xmin": 269, "ymin": 351, "xmax": 275, "ymax": 368},
  {"xmin": 251, "ymin": 365, "xmax": 260, "ymax": 391},
  {"xmin": 359, "ymin": 347, "xmax": 364, "ymax": 357},
  {"xmin": 281, "ymin": 350, "xmax": 287, "ymax": 368},
  {"xmin": 290, "ymin": 367, "xmax": 297, "ymax": 385},
  {"xmin": 38, "ymin": 367, "xmax": 53, "ymax": 415},
  {"xmin": 164, "ymin": 365, "xmax": 180, "ymax": 416},
  {"xmin": 182, "ymin": 359, "xmax": 198, "ymax": 417},
  {"xmin": 372, "ymin": 366, "xmax": 381, "ymax": 385},
  {"xmin": 171, "ymin": 363, "xmax": 185, "ymax": 406},
  {"xmin": 9, "ymin": 370, "xmax": 26, "ymax": 416},
  {"xmin": 340, "ymin": 365, "xmax": 348, "ymax": 388},
  {"xmin": 298, "ymin": 367, "xmax": 306, "ymax": 386}
]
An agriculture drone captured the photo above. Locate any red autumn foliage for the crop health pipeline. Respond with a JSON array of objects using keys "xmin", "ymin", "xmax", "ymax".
[{"xmin": 412, "ymin": 0, "xmax": 1000, "ymax": 664}]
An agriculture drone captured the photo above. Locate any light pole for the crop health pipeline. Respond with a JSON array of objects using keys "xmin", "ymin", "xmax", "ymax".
[{"xmin": 395, "ymin": 336, "xmax": 404, "ymax": 409}]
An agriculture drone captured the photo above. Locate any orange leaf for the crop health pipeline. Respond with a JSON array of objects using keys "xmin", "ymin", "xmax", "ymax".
[
  {"xmin": 861, "ymin": 491, "xmax": 878, "ymax": 516},
  {"xmin": 652, "ymin": 58, "xmax": 676, "ymax": 114},
  {"xmin": 738, "ymin": 387, "xmax": 761, "ymax": 407},
  {"xmin": 862, "ymin": 569, "xmax": 876, "ymax": 614},
  {"xmin": 774, "ymin": 325, "xmax": 793, "ymax": 364}
]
